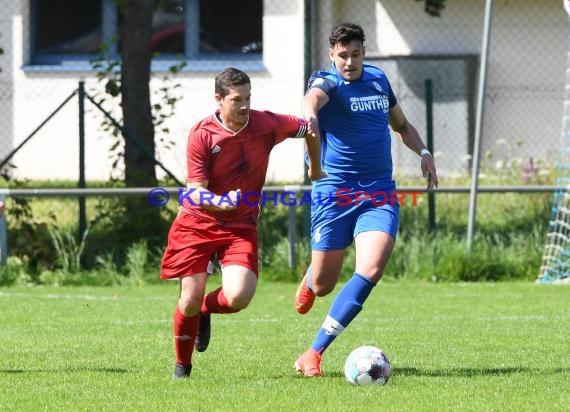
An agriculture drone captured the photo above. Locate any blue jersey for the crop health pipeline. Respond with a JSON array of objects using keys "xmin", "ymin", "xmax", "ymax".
[{"xmin": 307, "ymin": 63, "xmax": 397, "ymax": 180}]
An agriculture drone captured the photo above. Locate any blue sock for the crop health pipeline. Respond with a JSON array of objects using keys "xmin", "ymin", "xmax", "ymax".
[{"xmin": 310, "ymin": 273, "xmax": 375, "ymax": 354}]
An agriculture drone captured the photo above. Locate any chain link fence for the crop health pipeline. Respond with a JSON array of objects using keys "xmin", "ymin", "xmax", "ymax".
[
  {"xmin": 311, "ymin": 0, "xmax": 565, "ymax": 181},
  {"xmin": 0, "ymin": 0, "xmax": 566, "ymax": 269},
  {"xmin": 0, "ymin": 0, "xmax": 565, "ymax": 184}
]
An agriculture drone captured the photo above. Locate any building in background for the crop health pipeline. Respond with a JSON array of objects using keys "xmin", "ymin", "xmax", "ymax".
[{"xmin": 0, "ymin": 0, "xmax": 565, "ymax": 183}]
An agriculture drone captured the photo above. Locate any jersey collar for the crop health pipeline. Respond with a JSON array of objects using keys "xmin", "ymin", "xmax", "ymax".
[{"xmin": 214, "ymin": 110, "xmax": 249, "ymax": 134}]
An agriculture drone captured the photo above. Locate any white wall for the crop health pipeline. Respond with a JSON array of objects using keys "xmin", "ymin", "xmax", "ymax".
[
  {"xmin": 0, "ymin": 0, "xmax": 567, "ymax": 182},
  {"xmin": 0, "ymin": 1, "xmax": 17, "ymax": 171},
  {"xmin": 314, "ymin": 0, "xmax": 566, "ymax": 178},
  {"xmin": 2, "ymin": 0, "xmax": 308, "ymax": 183}
]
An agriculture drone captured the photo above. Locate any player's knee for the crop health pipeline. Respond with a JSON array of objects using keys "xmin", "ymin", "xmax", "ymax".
[
  {"xmin": 178, "ymin": 299, "xmax": 201, "ymax": 317},
  {"xmin": 357, "ymin": 268, "xmax": 384, "ymax": 283},
  {"xmin": 178, "ymin": 293, "xmax": 202, "ymax": 316},
  {"xmin": 312, "ymin": 281, "xmax": 336, "ymax": 297},
  {"xmin": 224, "ymin": 292, "xmax": 253, "ymax": 311}
]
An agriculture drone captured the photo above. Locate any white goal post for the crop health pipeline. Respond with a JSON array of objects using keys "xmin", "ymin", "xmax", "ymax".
[{"xmin": 536, "ymin": 1, "xmax": 570, "ymax": 284}]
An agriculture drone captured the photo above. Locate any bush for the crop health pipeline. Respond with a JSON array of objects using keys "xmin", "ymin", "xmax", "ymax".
[
  {"xmin": 0, "ymin": 179, "xmax": 553, "ymax": 284},
  {"xmin": 0, "ymin": 256, "xmax": 32, "ymax": 286}
]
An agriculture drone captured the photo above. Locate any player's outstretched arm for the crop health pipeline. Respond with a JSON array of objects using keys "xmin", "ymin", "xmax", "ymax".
[
  {"xmin": 304, "ymin": 122, "xmax": 326, "ymax": 181},
  {"xmin": 302, "ymin": 88, "xmax": 329, "ymax": 181},
  {"xmin": 389, "ymin": 104, "xmax": 439, "ymax": 190}
]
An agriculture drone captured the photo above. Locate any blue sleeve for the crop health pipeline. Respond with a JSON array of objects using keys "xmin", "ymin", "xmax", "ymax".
[
  {"xmin": 387, "ymin": 81, "xmax": 397, "ymax": 108},
  {"xmin": 307, "ymin": 71, "xmax": 337, "ymax": 98}
]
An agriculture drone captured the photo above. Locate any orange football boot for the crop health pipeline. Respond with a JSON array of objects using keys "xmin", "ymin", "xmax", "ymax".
[
  {"xmin": 294, "ymin": 348, "xmax": 322, "ymax": 377},
  {"xmin": 295, "ymin": 273, "xmax": 316, "ymax": 314}
]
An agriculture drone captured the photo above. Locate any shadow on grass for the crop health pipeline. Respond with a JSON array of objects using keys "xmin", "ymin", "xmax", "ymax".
[
  {"xmin": 1, "ymin": 367, "xmax": 129, "ymax": 374},
  {"xmin": 293, "ymin": 367, "xmax": 570, "ymax": 380},
  {"xmin": 395, "ymin": 367, "xmax": 570, "ymax": 377}
]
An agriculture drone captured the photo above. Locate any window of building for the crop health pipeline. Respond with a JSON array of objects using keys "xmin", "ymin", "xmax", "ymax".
[
  {"xmin": 31, "ymin": 0, "xmax": 103, "ymax": 55},
  {"xmin": 30, "ymin": 0, "xmax": 263, "ymax": 68}
]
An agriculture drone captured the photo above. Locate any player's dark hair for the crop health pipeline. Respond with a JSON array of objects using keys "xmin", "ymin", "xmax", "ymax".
[
  {"xmin": 329, "ymin": 22, "xmax": 366, "ymax": 46},
  {"xmin": 215, "ymin": 67, "xmax": 251, "ymax": 97}
]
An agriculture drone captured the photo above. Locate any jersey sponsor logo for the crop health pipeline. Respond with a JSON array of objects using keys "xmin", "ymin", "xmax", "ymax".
[
  {"xmin": 349, "ymin": 95, "xmax": 390, "ymax": 113},
  {"xmin": 211, "ymin": 144, "xmax": 222, "ymax": 154}
]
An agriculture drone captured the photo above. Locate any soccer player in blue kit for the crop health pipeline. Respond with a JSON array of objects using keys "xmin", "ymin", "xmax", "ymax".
[{"xmin": 294, "ymin": 22, "xmax": 439, "ymax": 377}]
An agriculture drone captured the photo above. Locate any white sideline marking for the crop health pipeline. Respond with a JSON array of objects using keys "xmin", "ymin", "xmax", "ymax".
[
  {"xmin": 111, "ymin": 319, "xmax": 169, "ymax": 325},
  {"xmin": 0, "ymin": 291, "xmax": 169, "ymax": 301},
  {"xmin": 373, "ymin": 314, "xmax": 568, "ymax": 324},
  {"xmin": 249, "ymin": 317, "xmax": 278, "ymax": 323}
]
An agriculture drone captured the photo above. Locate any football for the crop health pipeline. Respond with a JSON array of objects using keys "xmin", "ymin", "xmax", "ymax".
[{"xmin": 344, "ymin": 345, "xmax": 391, "ymax": 385}]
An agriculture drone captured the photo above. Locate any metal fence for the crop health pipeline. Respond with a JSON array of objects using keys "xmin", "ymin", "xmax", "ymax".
[
  {"xmin": 0, "ymin": 1, "xmax": 565, "ymax": 183},
  {"xmin": 0, "ymin": 184, "xmax": 562, "ymax": 268},
  {"xmin": 0, "ymin": 0, "xmax": 567, "ymax": 266},
  {"xmin": 310, "ymin": 0, "xmax": 566, "ymax": 181}
]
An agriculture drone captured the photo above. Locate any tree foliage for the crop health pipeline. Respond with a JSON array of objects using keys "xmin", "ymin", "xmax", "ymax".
[{"xmin": 416, "ymin": 0, "xmax": 447, "ymax": 17}]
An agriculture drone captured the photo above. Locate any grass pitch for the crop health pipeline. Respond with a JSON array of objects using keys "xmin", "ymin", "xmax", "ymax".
[{"xmin": 0, "ymin": 281, "xmax": 568, "ymax": 411}]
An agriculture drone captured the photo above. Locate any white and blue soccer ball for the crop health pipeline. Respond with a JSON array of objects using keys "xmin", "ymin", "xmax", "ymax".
[{"xmin": 344, "ymin": 345, "xmax": 391, "ymax": 385}]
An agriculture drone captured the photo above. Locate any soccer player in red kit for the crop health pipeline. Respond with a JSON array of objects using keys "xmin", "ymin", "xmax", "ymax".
[{"xmin": 161, "ymin": 67, "xmax": 325, "ymax": 379}]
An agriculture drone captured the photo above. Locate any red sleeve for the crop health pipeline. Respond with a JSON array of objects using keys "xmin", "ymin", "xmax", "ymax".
[
  {"xmin": 265, "ymin": 112, "xmax": 308, "ymax": 145},
  {"xmin": 186, "ymin": 127, "xmax": 210, "ymax": 182}
]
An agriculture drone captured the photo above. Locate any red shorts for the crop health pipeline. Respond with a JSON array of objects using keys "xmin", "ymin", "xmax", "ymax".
[{"xmin": 160, "ymin": 211, "xmax": 259, "ymax": 280}]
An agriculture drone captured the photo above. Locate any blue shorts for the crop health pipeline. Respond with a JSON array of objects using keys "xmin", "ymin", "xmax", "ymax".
[{"xmin": 310, "ymin": 176, "xmax": 400, "ymax": 251}]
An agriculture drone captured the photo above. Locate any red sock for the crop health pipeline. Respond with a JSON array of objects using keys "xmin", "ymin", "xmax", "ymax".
[
  {"xmin": 201, "ymin": 287, "xmax": 240, "ymax": 315},
  {"xmin": 173, "ymin": 306, "xmax": 199, "ymax": 365}
]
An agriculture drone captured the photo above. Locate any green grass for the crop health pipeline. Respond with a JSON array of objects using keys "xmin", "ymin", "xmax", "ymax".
[
  {"xmin": 2, "ymin": 189, "xmax": 552, "ymax": 282},
  {"xmin": 1, "ymin": 281, "xmax": 569, "ymax": 411}
]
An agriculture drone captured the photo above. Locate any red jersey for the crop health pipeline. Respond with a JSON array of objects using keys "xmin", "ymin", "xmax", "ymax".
[{"xmin": 183, "ymin": 109, "xmax": 307, "ymax": 227}]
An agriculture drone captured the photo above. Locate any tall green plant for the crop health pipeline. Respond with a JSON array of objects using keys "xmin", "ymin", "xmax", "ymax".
[
  {"xmin": 124, "ymin": 240, "xmax": 150, "ymax": 286},
  {"xmin": 49, "ymin": 226, "xmax": 89, "ymax": 274}
]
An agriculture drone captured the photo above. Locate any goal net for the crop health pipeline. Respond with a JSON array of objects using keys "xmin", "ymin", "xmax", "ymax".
[{"xmin": 536, "ymin": 1, "xmax": 570, "ymax": 284}]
